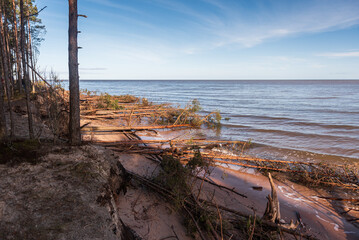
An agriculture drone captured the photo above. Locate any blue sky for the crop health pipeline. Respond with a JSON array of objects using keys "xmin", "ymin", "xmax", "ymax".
[{"xmin": 35, "ymin": 0, "xmax": 359, "ymax": 80}]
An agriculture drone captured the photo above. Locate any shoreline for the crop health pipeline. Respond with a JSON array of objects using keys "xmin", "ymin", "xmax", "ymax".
[
  {"xmin": 79, "ymin": 92, "xmax": 359, "ymax": 239},
  {"xmin": 1, "ymin": 88, "xmax": 358, "ymax": 239},
  {"xmin": 69, "ymin": 80, "xmax": 359, "ymax": 162}
]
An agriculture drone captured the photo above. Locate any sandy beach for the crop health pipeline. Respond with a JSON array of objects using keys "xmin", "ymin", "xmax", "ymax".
[{"xmin": 79, "ymin": 93, "xmax": 359, "ymax": 239}]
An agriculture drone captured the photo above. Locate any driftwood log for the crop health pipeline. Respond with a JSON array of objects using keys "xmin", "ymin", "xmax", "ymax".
[
  {"xmin": 263, "ymin": 173, "xmax": 281, "ymax": 223},
  {"xmin": 263, "ymin": 173, "xmax": 300, "ymax": 230}
]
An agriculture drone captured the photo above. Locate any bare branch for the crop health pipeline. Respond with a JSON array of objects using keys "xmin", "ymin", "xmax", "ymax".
[{"xmin": 28, "ymin": 6, "xmax": 47, "ymax": 17}]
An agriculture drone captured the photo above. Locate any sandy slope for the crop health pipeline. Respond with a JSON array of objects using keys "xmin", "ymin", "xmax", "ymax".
[{"xmin": 0, "ymin": 145, "xmax": 123, "ymax": 239}]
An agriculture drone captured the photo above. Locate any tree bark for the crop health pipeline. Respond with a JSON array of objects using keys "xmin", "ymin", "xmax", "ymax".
[
  {"xmin": 12, "ymin": 0, "xmax": 22, "ymax": 92},
  {"xmin": 0, "ymin": 5, "xmax": 14, "ymax": 139},
  {"xmin": 20, "ymin": 0, "xmax": 34, "ymax": 139},
  {"xmin": 68, "ymin": 0, "xmax": 81, "ymax": 145},
  {"xmin": 27, "ymin": 14, "xmax": 36, "ymax": 92},
  {"xmin": 0, "ymin": 60, "xmax": 7, "ymax": 140},
  {"xmin": 3, "ymin": 20, "xmax": 14, "ymax": 97},
  {"xmin": 25, "ymin": 3, "xmax": 35, "ymax": 93},
  {"xmin": 263, "ymin": 173, "xmax": 281, "ymax": 223}
]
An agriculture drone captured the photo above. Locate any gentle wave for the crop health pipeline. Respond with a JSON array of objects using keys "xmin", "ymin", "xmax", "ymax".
[
  {"xmin": 223, "ymin": 115, "xmax": 359, "ymax": 130},
  {"xmin": 246, "ymin": 128, "xmax": 358, "ymax": 141},
  {"xmin": 307, "ymin": 96, "xmax": 338, "ymax": 99},
  {"xmin": 72, "ymin": 80, "xmax": 359, "ymax": 161},
  {"xmin": 229, "ymin": 114, "xmax": 295, "ymax": 122}
]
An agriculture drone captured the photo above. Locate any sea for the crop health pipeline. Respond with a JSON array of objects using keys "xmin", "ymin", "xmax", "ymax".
[{"xmin": 64, "ymin": 80, "xmax": 359, "ymax": 163}]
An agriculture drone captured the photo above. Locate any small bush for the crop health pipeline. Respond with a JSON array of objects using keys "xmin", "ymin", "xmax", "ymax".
[
  {"xmin": 206, "ymin": 111, "xmax": 222, "ymax": 129},
  {"xmin": 188, "ymin": 99, "xmax": 202, "ymax": 113},
  {"xmin": 80, "ymin": 89, "xmax": 97, "ymax": 96},
  {"xmin": 118, "ymin": 94, "xmax": 138, "ymax": 103},
  {"xmin": 96, "ymin": 93, "xmax": 120, "ymax": 110}
]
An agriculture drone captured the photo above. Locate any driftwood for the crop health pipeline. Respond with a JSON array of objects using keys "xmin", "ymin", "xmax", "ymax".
[
  {"xmin": 262, "ymin": 173, "xmax": 300, "ymax": 231},
  {"xmin": 80, "ymin": 122, "xmax": 91, "ymax": 129},
  {"xmin": 92, "ymin": 139, "xmax": 245, "ymax": 145},
  {"xmin": 181, "ymin": 157, "xmax": 304, "ymax": 173},
  {"xmin": 317, "ymin": 196, "xmax": 359, "ymax": 202},
  {"xmin": 82, "ymin": 109, "xmax": 172, "ymax": 116},
  {"xmin": 195, "ymin": 152, "xmax": 326, "ymax": 166},
  {"xmin": 89, "ymin": 126, "xmax": 323, "ymax": 239},
  {"xmin": 97, "ymin": 139, "xmax": 358, "ymax": 189},
  {"xmin": 82, "ymin": 124, "xmax": 191, "ymax": 132},
  {"xmin": 263, "ymin": 173, "xmax": 281, "ymax": 223},
  {"xmin": 129, "ymin": 170, "xmax": 316, "ymax": 240},
  {"xmin": 82, "ymin": 113, "xmax": 156, "ymax": 119},
  {"xmin": 195, "ymin": 176, "xmax": 247, "ymax": 198},
  {"xmin": 108, "ymin": 147, "xmax": 164, "ymax": 155},
  {"xmin": 80, "ymin": 106, "xmax": 171, "ymax": 114},
  {"xmin": 314, "ymin": 182, "xmax": 359, "ymax": 190},
  {"xmin": 200, "ymin": 199, "xmax": 319, "ymax": 239},
  {"xmin": 97, "ymin": 139, "xmax": 358, "ymax": 190}
]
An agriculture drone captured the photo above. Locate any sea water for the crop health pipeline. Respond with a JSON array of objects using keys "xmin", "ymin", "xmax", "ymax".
[{"xmin": 64, "ymin": 80, "xmax": 359, "ymax": 162}]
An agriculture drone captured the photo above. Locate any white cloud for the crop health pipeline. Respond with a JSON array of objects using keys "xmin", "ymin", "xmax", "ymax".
[
  {"xmin": 214, "ymin": 5, "xmax": 359, "ymax": 47},
  {"xmin": 317, "ymin": 51, "xmax": 359, "ymax": 57},
  {"xmin": 37, "ymin": 0, "xmax": 359, "ymax": 79},
  {"xmin": 150, "ymin": 0, "xmax": 359, "ymax": 48}
]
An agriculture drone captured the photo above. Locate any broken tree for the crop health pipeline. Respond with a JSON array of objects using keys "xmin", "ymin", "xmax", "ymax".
[{"xmin": 68, "ymin": 0, "xmax": 81, "ymax": 145}]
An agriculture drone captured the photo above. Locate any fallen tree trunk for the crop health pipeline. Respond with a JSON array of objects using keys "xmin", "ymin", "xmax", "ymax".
[
  {"xmin": 82, "ymin": 124, "xmax": 192, "ymax": 132},
  {"xmin": 90, "ymin": 139, "xmax": 246, "ymax": 146},
  {"xmin": 196, "ymin": 152, "xmax": 327, "ymax": 166},
  {"xmin": 181, "ymin": 157, "xmax": 305, "ymax": 173}
]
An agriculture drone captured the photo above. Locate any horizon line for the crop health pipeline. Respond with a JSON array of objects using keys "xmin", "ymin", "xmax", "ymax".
[{"xmin": 58, "ymin": 79, "xmax": 359, "ymax": 81}]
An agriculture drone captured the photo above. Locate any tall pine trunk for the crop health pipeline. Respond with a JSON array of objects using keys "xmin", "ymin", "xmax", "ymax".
[
  {"xmin": 27, "ymin": 16, "xmax": 36, "ymax": 92},
  {"xmin": 0, "ymin": 59, "xmax": 7, "ymax": 140},
  {"xmin": 0, "ymin": 5, "xmax": 14, "ymax": 139},
  {"xmin": 12, "ymin": 0, "xmax": 22, "ymax": 92},
  {"xmin": 68, "ymin": 0, "xmax": 81, "ymax": 145},
  {"xmin": 20, "ymin": 0, "xmax": 34, "ymax": 139},
  {"xmin": 4, "ymin": 24, "xmax": 14, "ymax": 97}
]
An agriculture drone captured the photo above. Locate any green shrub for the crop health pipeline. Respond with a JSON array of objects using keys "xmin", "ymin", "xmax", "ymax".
[{"xmin": 96, "ymin": 93, "xmax": 120, "ymax": 110}]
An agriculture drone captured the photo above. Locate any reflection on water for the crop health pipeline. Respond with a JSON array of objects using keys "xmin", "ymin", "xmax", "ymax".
[{"xmin": 65, "ymin": 80, "xmax": 359, "ymax": 161}]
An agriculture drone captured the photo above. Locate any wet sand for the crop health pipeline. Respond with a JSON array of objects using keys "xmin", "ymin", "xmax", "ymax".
[
  {"xmin": 202, "ymin": 166, "xmax": 359, "ymax": 240},
  {"xmin": 88, "ymin": 126, "xmax": 358, "ymax": 239},
  {"xmin": 80, "ymin": 102, "xmax": 358, "ymax": 239}
]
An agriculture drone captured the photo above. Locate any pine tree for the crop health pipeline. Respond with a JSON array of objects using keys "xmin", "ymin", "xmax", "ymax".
[{"xmin": 68, "ymin": 0, "xmax": 81, "ymax": 145}]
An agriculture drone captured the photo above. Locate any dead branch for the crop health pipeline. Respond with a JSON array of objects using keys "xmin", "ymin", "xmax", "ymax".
[
  {"xmin": 195, "ymin": 176, "xmax": 247, "ymax": 198},
  {"xmin": 263, "ymin": 173, "xmax": 281, "ymax": 223},
  {"xmin": 82, "ymin": 124, "xmax": 191, "ymax": 132}
]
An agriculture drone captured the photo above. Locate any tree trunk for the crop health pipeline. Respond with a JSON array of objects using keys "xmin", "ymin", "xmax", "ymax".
[
  {"xmin": 27, "ymin": 16, "xmax": 36, "ymax": 92},
  {"xmin": 68, "ymin": 0, "xmax": 81, "ymax": 145},
  {"xmin": 12, "ymin": 0, "xmax": 22, "ymax": 93},
  {"xmin": 25, "ymin": 9, "xmax": 32, "ymax": 92},
  {"xmin": 0, "ymin": 5, "xmax": 14, "ymax": 139},
  {"xmin": 4, "ymin": 23, "xmax": 14, "ymax": 97},
  {"xmin": 20, "ymin": 0, "xmax": 34, "ymax": 139},
  {"xmin": 0, "ymin": 60, "xmax": 7, "ymax": 140}
]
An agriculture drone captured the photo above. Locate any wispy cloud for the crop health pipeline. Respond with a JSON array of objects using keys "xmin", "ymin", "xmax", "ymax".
[
  {"xmin": 212, "ymin": 1, "xmax": 359, "ymax": 47},
  {"xmin": 81, "ymin": 0, "xmax": 359, "ymax": 50},
  {"xmin": 151, "ymin": 0, "xmax": 221, "ymax": 26},
  {"xmin": 147, "ymin": 0, "xmax": 359, "ymax": 48},
  {"xmin": 85, "ymin": 0, "xmax": 141, "ymax": 14},
  {"xmin": 317, "ymin": 51, "xmax": 359, "ymax": 57},
  {"xmin": 87, "ymin": 8, "xmax": 158, "ymax": 31}
]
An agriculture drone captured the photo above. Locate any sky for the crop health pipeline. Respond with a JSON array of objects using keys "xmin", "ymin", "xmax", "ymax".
[{"xmin": 35, "ymin": 0, "xmax": 359, "ymax": 80}]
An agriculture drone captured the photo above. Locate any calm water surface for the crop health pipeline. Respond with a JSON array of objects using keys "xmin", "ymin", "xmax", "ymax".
[{"xmin": 67, "ymin": 80, "xmax": 359, "ymax": 162}]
